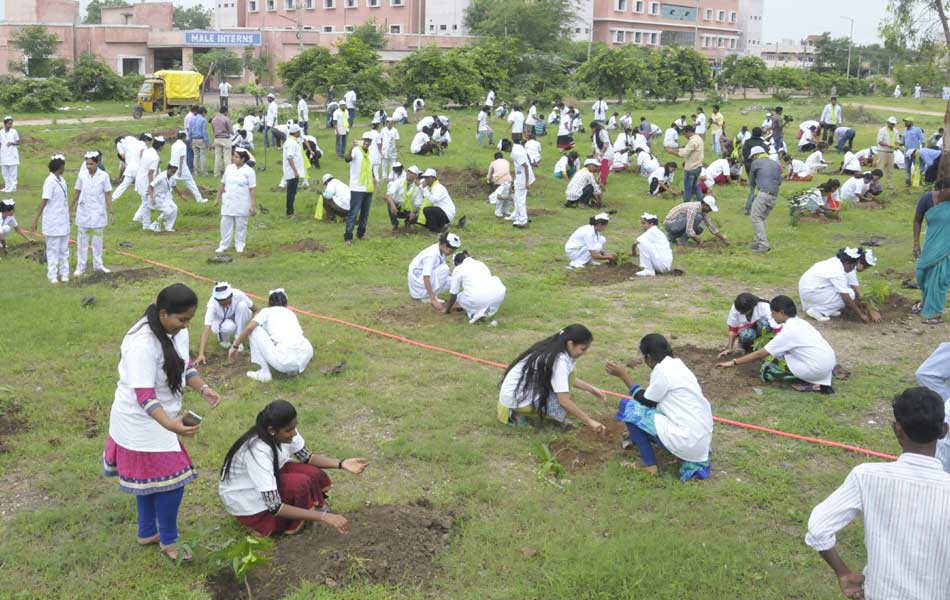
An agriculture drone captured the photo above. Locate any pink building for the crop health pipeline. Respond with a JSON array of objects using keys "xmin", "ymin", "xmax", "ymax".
[{"xmin": 591, "ymin": 0, "xmax": 743, "ymax": 62}]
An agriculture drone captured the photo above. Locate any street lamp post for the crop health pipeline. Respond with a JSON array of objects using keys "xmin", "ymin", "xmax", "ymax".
[{"xmin": 840, "ymin": 16, "xmax": 854, "ymax": 78}]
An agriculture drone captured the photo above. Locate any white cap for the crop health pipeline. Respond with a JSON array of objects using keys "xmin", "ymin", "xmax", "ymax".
[
  {"xmin": 0, "ymin": 198, "xmax": 15, "ymax": 208},
  {"xmin": 212, "ymin": 282, "xmax": 233, "ymax": 300},
  {"xmin": 422, "ymin": 168, "xmax": 438, "ymax": 178},
  {"xmin": 749, "ymin": 146, "xmax": 767, "ymax": 156},
  {"xmin": 392, "ymin": 161, "xmax": 403, "ymax": 169},
  {"xmin": 2, "ymin": 115, "xmax": 11, "ymax": 121},
  {"xmin": 269, "ymin": 287, "xmax": 286, "ymax": 297},
  {"xmin": 288, "ymin": 123, "xmax": 301, "ymax": 134},
  {"xmin": 154, "ymin": 135, "xmax": 165, "ymax": 142},
  {"xmin": 445, "ymin": 232, "xmax": 461, "ymax": 248},
  {"xmin": 407, "ymin": 165, "xmax": 421, "ymax": 175},
  {"xmin": 266, "ymin": 93, "xmax": 275, "ymax": 99},
  {"xmin": 50, "ymin": 153, "xmax": 65, "ymax": 160},
  {"xmin": 83, "ymin": 151, "xmax": 99, "ymax": 159},
  {"xmin": 701, "ymin": 195, "xmax": 719, "ymax": 212},
  {"xmin": 361, "ymin": 132, "xmax": 375, "ymax": 140},
  {"xmin": 862, "ymin": 248, "xmax": 877, "ymax": 266},
  {"xmin": 584, "ymin": 158, "xmax": 600, "ymax": 167},
  {"xmin": 887, "ymin": 116, "xmax": 898, "ymax": 124},
  {"xmin": 385, "ymin": 116, "xmax": 393, "ymax": 121},
  {"xmin": 593, "ymin": 212, "xmax": 610, "ymax": 221},
  {"xmin": 765, "ymin": 112, "xmax": 772, "ymax": 117},
  {"xmin": 843, "ymin": 247, "xmax": 861, "ymax": 259},
  {"xmin": 641, "ymin": 212, "xmax": 658, "ymax": 221},
  {"xmin": 322, "ymin": 173, "xmax": 334, "ymax": 184}
]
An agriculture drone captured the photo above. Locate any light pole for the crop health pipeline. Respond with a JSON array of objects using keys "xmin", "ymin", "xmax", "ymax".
[{"xmin": 840, "ymin": 16, "xmax": 854, "ymax": 78}]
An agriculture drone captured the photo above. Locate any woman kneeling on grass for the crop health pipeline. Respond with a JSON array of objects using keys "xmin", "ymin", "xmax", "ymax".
[
  {"xmin": 605, "ymin": 334, "xmax": 713, "ymax": 480},
  {"xmin": 229, "ymin": 288, "xmax": 314, "ymax": 383},
  {"xmin": 565, "ymin": 212, "xmax": 617, "ymax": 269},
  {"xmin": 103, "ymin": 283, "xmax": 222, "ymax": 564},
  {"xmin": 629, "ymin": 212, "xmax": 672, "ymax": 277},
  {"xmin": 717, "ymin": 295, "xmax": 840, "ymax": 394},
  {"xmin": 497, "ymin": 324, "xmax": 607, "ymax": 432},
  {"xmin": 717, "ymin": 292, "xmax": 782, "ymax": 358},
  {"xmin": 219, "ymin": 400, "xmax": 368, "ymax": 537}
]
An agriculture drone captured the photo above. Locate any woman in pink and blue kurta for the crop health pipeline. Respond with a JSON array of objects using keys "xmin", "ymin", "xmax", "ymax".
[{"xmin": 102, "ymin": 283, "xmax": 221, "ymax": 564}]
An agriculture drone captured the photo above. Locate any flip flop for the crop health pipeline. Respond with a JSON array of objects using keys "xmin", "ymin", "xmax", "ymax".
[
  {"xmin": 137, "ymin": 534, "xmax": 160, "ymax": 546},
  {"xmin": 911, "ymin": 301, "xmax": 923, "ymax": 314},
  {"xmin": 833, "ymin": 365, "xmax": 851, "ymax": 381},
  {"xmin": 791, "ymin": 383, "xmax": 823, "ymax": 393},
  {"xmin": 159, "ymin": 544, "xmax": 193, "ymax": 565},
  {"xmin": 922, "ymin": 317, "xmax": 944, "ymax": 325}
]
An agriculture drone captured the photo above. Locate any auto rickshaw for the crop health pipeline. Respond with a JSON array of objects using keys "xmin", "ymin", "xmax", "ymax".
[{"xmin": 133, "ymin": 70, "xmax": 204, "ymax": 119}]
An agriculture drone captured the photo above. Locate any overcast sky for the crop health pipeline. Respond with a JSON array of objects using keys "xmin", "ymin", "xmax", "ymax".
[
  {"xmin": 762, "ymin": 0, "xmax": 890, "ymax": 45},
  {"xmin": 82, "ymin": 0, "xmax": 893, "ymax": 46}
]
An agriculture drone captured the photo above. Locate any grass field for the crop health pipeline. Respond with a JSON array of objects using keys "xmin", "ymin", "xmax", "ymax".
[{"xmin": 0, "ymin": 94, "xmax": 947, "ymax": 599}]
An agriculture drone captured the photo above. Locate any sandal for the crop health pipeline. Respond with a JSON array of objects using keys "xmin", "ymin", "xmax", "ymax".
[
  {"xmin": 137, "ymin": 534, "xmax": 161, "ymax": 546},
  {"xmin": 159, "ymin": 544, "xmax": 193, "ymax": 565},
  {"xmin": 791, "ymin": 383, "xmax": 822, "ymax": 393},
  {"xmin": 922, "ymin": 316, "xmax": 944, "ymax": 325},
  {"xmin": 911, "ymin": 301, "xmax": 923, "ymax": 314},
  {"xmin": 833, "ymin": 365, "xmax": 851, "ymax": 381}
]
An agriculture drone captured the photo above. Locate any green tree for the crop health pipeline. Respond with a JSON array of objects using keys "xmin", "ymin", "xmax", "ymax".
[
  {"xmin": 83, "ymin": 0, "xmax": 130, "ymax": 24},
  {"xmin": 464, "ymin": 37, "xmax": 518, "ymax": 96},
  {"xmin": 10, "ymin": 25, "xmax": 64, "ymax": 76},
  {"xmin": 68, "ymin": 53, "xmax": 125, "ymax": 100},
  {"xmin": 193, "ymin": 49, "xmax": 243, "ymax": 90},
  {"xmin": 277, "ymin": 46, "xmax": 337, "ymax": 99},
  {"xmin": 277, "ymin": 37, "xmax": 389, "ymax": 106},
  {"xmin": 349, "ymin": 20, "xmax": 387, "ymax": 50},
  {"xmin": 464, "ymin": 0, "xmax": 577, "ymax": 53},
  {"xmin": 648, "ymin": 46, "xmax": 710, "ymax": 102},
  {"xmin": 766, "ymin": 66, "xmax": 806, "ymax": 95},
  {"xmin": 173, "ymin": 5, "xmax": 212, "ymax": 30},
  {"xmin": 717, "ymin": 55, "xmax": 768, "ymax": 98},
  {"xmin": 242, "ymin": 46, "xmax": 273, "ymax": 85},
  {"xmin": 812, "ymin": 33, "xmax": 851, "ymax": 74},
  {"xmin": 574, "ymin": 45, "xmax": 653, "ymax": 103},
  {"xmin": 390, "ymin": 46, "xmax": 481, "ymax": 105}
]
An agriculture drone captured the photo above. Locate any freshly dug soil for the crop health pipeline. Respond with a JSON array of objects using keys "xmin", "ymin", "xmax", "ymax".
[
  {"xmin": 0, "ymin": 395, "xmax": 26, "ymax": 454},
  {"xmin": 285, "ymin": 238, "xmax": 329, "ymax": 253},
  {"xmin": 205, "ymin": 500, "xmax": 455, "ymax": 600},
  {"xmin": 842, "ymin": 293, "xmax": 915, "ymax": 326},
  {"xmin": 70, "ymin": 267, "xmax": 163, "ymax": 286},
  {"xmin": 437, "ymin": 167, "xmax": 489, "ymax": 196},
  {"xmin": 570, "ymin": 262, "xmax": 685, "ymax": 285},
  {"xmin": 672, "ymin": 344, "xmax": 762, "ymax": 403},
  {"xmin": 376, "ymin": 302, "xmax": 435, "ymax": 326},
  {"xmin": 72, "ymin": 129, "xmax": 127, "ymax": 146}
]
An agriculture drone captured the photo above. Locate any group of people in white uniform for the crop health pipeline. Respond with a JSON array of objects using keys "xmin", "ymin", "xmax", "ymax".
[{"xmin": 564, "ymin": 212, "xmax": 673, "ymax": 277}]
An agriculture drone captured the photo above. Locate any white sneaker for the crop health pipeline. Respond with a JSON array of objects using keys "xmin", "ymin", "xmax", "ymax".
[
  {"xmin": 469, "ymin": 307, "xmax": 489, "ymax": 325},
  {"xmin": 246, "ymin": 369, "xmax": 272, "ymax": 382},
  {"xmin": 60, "ymin": 276, "xmax": 69, "ymax": 283},
  {"xmin": 215, "ymin": 247, "xmax": 227, "ymax": 253},
  {"xmin": 150, "ymin": 222, "xmax": 161, "ymax": 232},
  {"xmin": 48, "ymin": 278, "xmax": 58, "ymax": 284},
  {"xmin": 96, "ymin": 266, "xmax": 111, "ymax": 274},
  {"xmin": 73, "ymin": 268, "xmax": 84, "ymax": 277},
  {"xmin": 165, "ymin": 228, "xmax": 175, "ymax": 233},
  {"xmin": 220, "ymin": 341, "xmax": 231, "ymax": 349},
  {"xmin": 197, "ymin": 198, "xmax": 208, "ymax": 204},
  {"xmin": 635, "ymin": 269, "xmax": 656, "ymax": 277},
  {"xmin": 806, "ymin": 307, "xmax": 830, "ymax": 322}
]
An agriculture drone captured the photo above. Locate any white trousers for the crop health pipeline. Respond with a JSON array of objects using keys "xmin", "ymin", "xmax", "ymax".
[
  {"xmin": 212, "ymin": 302, "xmax": 253, "ymax": 345},
  {"xmin": 799, "ymin": 286, "xmax": 853, "ymax": 316},
  {"xmin": 218, "ymin": 215, "xmax": 249, "ymax": 253},
  {"xmin": 249, "ymin": 327, "xmax": 314, "ymax": 376},
  {"xmin": 113, "ymin": 173, "xmax": 135, "ymax": 200},
  {"xmin": 2, "ymin": 164, "xmax": 17, "ymax": 191},
  {"xmin": 512, "ymin": 185, "xmax": 528, "ymax": 225},
  {"xmin": 381, "ymin": 156, "xmax": 395, "ymax": 180},
  {"xmin": 638, "ymin": 240, "xmax": 672, "ymax": 274},
  {"xmin": 916, "ymin": 343, "xmax": 950, "ymax": 473},
  {"xmin": 371, "ymin": 162, "xmax": 381, "ymax": 181},
  {"xmin": 566, "ymin": 246, "xmax": 598, "ymax": 268},
  {"xmin": 458, "ymin": 277, "xmax": 506, "ymax": 320},
  {"xmin": 408, "ymin": 263, "xmax": 450, "ymax": 300},
  {"xmin": 133, "ymin": 192, "xmax": 152, "ymax": 228},
  {"xmin": 0, "ymin": 224, "xmax": 8, "ymax": 239},
  {"xmin": 489, "ymin": 181, "xmax": 511, "ymax": 205},
  {"xmin": 152, "ymin": 199, "xmax": 178, "ymax": 231},
  {"xmin": 173, "ymin": 173, "xmax": 204, "ymax": 203},
  {"xmin": 45, "ymin": 234, "xmax": 69, "ymax": 280},
  {"xmin": 76, "ymin": 227, "xmax": 104, "ymax": 272}
]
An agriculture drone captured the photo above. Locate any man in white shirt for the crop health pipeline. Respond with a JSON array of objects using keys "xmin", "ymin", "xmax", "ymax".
[
  {"xmin": 484, "ymin": 89, "xmax": 495, "ymax": 108},
  {"xmin": 365, "ymin": 123, "xmax": 383, "ymax": 181},
  {"xmin": 170, "ymin": 130, "xmax": 206, "ymax": 203},
  {"xmin": 296, "ymin": 95, "xmax": 309, "ymax": 135},
  {"xmin": 694, "ymin": 107, "xmax": 707, "ymax": 139},
  {"xmin": 343, "ymin": 132, "xmax": 375, "ymax": 244},
  {"xmin": 343, "ymin": 89, "xmax": 357, "ymax": 126},
  {"xmin": 218, "ymin": 79, "xmax": 231, "ymax": 112},
  {"xmin": 332, "ymin": 103, "xmax": 349, "ymax": 157},
  {"xmin": 592, "ymin": 97, "xmax": 608, "ymax": 123},
  {"xmin": 380, "ymin": 118, "xmax": 400, "ymax": 180},
  {"xmin": 0, "ymin": 116, "xmax": 20, "ymax": 193},
  {"xmin": 875, "ymin": 116, "xmax": 898, "ymax": 190},
  {"xmin": 410, "ymin": 128, "xmax": 433, "ymax": 155},
  {"xmin": 392, "ymin": 104, "xmax": 409, "ymax": 124},
  {"xmin": 524, "ymin": 132, "xmax": 541, "ymax": 167},
  {"xmin": 819, "ymin": 96, "xmax": 842, "ymax": 144},
  {"xmin": 282, "ymin": 124, "xmax": 305, "ymax": 216},
  {"xmin": 197, "ymin": 282, "xmax": 255, "ymax": 363},
  {"xmin": 264, "ymin": 93, "xmax": 278, "ymax": 148},
  {"xmin": 507, "ymin": 105, "xmax": 526, "ymax": 144},
  {"xmin": 806, "ymin": 386, "xmax": 950, "ymax": 600},
  {"xmin": 503, "ymin": 138, "xmax": 534, "ymax": 228}
]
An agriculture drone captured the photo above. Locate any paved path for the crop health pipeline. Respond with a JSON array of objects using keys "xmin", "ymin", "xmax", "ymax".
[
  {"xmin": 16, "ymin": 113, "xmax": 165, "ymax": 127},
  {"xmin": 853, "ymin": 103, "xmax": 947, "ymax": 118}
]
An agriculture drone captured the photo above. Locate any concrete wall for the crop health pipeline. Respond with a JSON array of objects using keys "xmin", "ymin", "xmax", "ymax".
[
  {"xmin": 245, "ymin": 0, "xmax": 428, "ymax": 34},
  {"xmin": 4, "ymin": 0, "xmax": 79, "ymax": 23},
  {"xmin": 101, "ymin": 3, "xmax": 174, "ymax": 30}
]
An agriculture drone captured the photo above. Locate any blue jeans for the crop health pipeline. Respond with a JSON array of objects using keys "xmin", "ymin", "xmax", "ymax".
[
  {"xmin": 712, "ymin": 132, "xmax": 722, "ymax": 155},
  {"xmin": 345, "ymin": 191, "xmax": 372, "ymax": 241},
  {"xmin": 347, "ymin": 108, "xmax": 356, "ymax": 127},
  {"xmin": 185, "ymin": 140, "xmax": 194, "ymax": 172},
  {"xmin": 477, "ymin": 131, "xmax": 493, "ymax": 146},
  {"xmin": 625, "ymin": 422, "xmax": 661, "ymax": 466},
  {"xmin": 335, "ymin": 134, "xmax": 348, "ymax": 157},
  {"xmin": 136, "ymin": 486, "xmax": 185, "ymax": 546},
  {"xmin": 745, "ymin": 184, "xmax": 757, "ymax": 213},
  {"xmin": 665, "ymin": 213, "xmax": 704, "ymax": 243},
  {"xmin": 263, "ymin": 125, "xmax": 272, "ymax": 148},
  {"xmin": 772, "ymin": 134, "xmax": 784, "ymax": 154},
  {"xmin": 682, "ymin": 167, "xmax": 702, "ymax": 203},
  {"xmin": 836, "ymin": 130, "xmax": 855, "ymax": 153}
]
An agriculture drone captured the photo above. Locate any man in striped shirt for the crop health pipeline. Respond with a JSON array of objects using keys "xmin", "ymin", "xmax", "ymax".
[
  {"xmin": 662, "ymin": 196, "xmax": 729, "ymax": 246},
  {"xmin": 806, "ymin": 387, "xmax": 950, "ymax": 600}
]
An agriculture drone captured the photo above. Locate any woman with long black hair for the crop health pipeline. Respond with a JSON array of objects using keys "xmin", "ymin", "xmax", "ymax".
[
  {"xmin": 218, "ymin": 400, "xmax": 368, "ymax": 536},
  {"xmin": 103, "ymin": 283, "xmax": 222, "ymax": 564},
  {"xmin": 497, "ymin": 324, "xmax": 607, "ymax": 431}
]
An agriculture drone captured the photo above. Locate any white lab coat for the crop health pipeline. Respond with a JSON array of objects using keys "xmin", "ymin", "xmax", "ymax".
[
  {"xmin": 408, "ymin": 243, "xmax": 450, "ymax": 300},
  {"xmin": 636, "ymin": 225, "xmax": 673, "ymax": 274},
  {"xmin": 449, "ymin": 258, "xmax": 507, "ymax": 321},
  {"xmin": 249, "ymin": 307, "xmax": 314, "ymax": 376}
]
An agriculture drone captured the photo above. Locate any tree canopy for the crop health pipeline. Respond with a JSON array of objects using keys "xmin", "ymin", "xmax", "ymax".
[
  {"xmin": 277, "ymin": 37, "xmax": 389, "ymax": 104},
  {"xmin": 464, "ymin": 0, "xmax": 578, "ymax": 54},
  {"xmin": 717, "ymin": 55, "xmax": 768, "ymax": 98},
  {"xmin": 173, "ymin": 5, "xmax": 213, "ymax": 30},
  {"xmin": 83, "ymin": 0, "xmax": 130, "ymax": 24}
]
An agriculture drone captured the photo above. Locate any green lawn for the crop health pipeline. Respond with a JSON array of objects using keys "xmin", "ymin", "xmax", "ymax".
[{"xmin": 0, "ymin": 96, "xmax": 945, "ymax": 599}]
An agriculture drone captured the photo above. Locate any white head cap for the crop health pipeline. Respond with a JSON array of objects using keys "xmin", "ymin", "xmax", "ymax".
[
  {"xmin": 422, "ymin": 168, "xmax": 438, "ymax": 178},
  {"xmin": 887, "ymin": 116, "xmax": 898, "ymax": 124},
  {"xmin": 584, "ymin": 158, "xmax": 600, "ymax": 167},
  {"xmin": 322, "ymin": 173, "xmax": 334, "ymax": 184},
  {"xmin": 862, "ymin": 248, "xmax": 877, "ymax": 266},
  {"xmin": 843, "ymin": 247, "xmax": 861, "ymax": 260},
  {"xmin": 288, "ymin": 123, "xmax": 301, "ymax": 134},
  {"xmin": 407, "ymin": 165, "xmax": 421, "ymax": 175},
  {"xmin": 445, "ymin": 232, "xmax": 461, "ymax": 248},
  {"xmin": 212, "ymin": 282, "xmax": 233, "ymax": 300},
  {"xmin": 641, "ymin": 212, "xmax": 658, "ymax": 221},
  {"xmin": 701, "ymin": 195, "xmax": 719, "ymax": 212},
  {"xmin": 361, "ymin": 132, "xmax": 375, "ymax": 140},
  {"xmin": 392, "ymin": 161, "xmax": 403, "ymax": 169},
  {"xmin": 266, "ymin": 93, "xmax": 275, "ymax": 99},
  {"xmin": 749, "ymin": 146, "xmax": 767, "ymax": 157},
  {"xmin": 154, "ymin": 135, "xmax": 165, "ymax": 143},
  {"xmin": 84, "ymin": 151, "xmax": 99, "ymax": 159},
  {"xmin": 2, "ymin": 116, "xmax": 11, "ymax": 122},
  {"xmin": 594, "ymin": 212, "xmax": 610, "ymax": 222}
]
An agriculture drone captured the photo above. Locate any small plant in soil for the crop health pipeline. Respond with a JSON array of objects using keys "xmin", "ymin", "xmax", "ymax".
[
  {"xmin": 212, "ymin": 536, "xmax": 274, "ymax": 599},
  {"xmin": 533, "ymin": 441, "xmax": 566, "ymax": 483}
]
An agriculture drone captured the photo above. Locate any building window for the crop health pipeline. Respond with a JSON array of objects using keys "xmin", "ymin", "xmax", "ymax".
[
  {"xmin": 439, "ymin": 23, "xmax": 447, "ymax": 30},
  {"xmin": 614, "ymin": 30, "xmax": 624, "ymax": 42},
  {"xmin": 704, "ymin": 8, "xmax": 712, "ymax": 19},
  {"xmin": 717, "ymin": 37, "xmax": 723, "ymax": 47},
  {"xmin": 344, "ymin": 24, "xmax": 354, "ymax": 32},
  {"xmin": 649, "ymin": 32, "xmax": 657, "ymax": 44},
  {"xmin": 390, "ymin": 24, "xmax": 401, "ymax": 33},
  {"xmin": 248, "ymin": 0, "xmax": 258, "ymax": 10},
  {"xmin": 718, "ymin": 10, "xmax": 725, "ymax": 21},
  {"xmin": 615, "ymin": 0, "xmax": 626, "ymax": 10},
  {"xmin": 391, "ymin": 0, "xmax": 404, "ymax": 5},
  {"xmin": 266, "ymin": 0, "xmax": 275, "ymax": 9},
  {"xmin": 368, "ymin": 0, "xmax": 379, "ymax": 6},
  {"xmin": 285, "ymin": 0, "xmax": 293, "ymax": 8},
  {"xmin": 649, "ymin": 2, "xmax": 659, "ymax": 15},
  {"xmin": 575, "ymin": 27, "xmax": 581, "ymax": 33},
  {"xmin": 729, "ymin": 11, "xmax": 736, "ymax": 22},
  {"xmin": 429, "ymin": 23, "xmax": 434, "ymax": 31},
  {"xmin": 634, "ymin": 0, "xmax": 643, "ymax": 12},
  {"xmin": 323, "ymin": 25, "xmax": 333, "ymax": 32},
  {"xmin": 730, "ymin": 38, "xmax": 736, "ymax": 49},
  {"xmin": 324, "ymin": 0, "xmax": 334, "ymax": 7},
  {"xmin": 344, "ymin": 0, "xmax": 355, "ymax": 7},
  {"xmin": 634, "ymin": 31, "xmax": 642, "ymax": 43}
]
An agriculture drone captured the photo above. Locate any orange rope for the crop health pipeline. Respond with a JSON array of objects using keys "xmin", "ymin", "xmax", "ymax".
[{"xmin": 31, "ymin": 230, "xmax": 898, "ymax": 461}]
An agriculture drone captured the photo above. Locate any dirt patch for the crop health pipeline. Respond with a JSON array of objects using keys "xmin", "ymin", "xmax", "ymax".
[
  {"xmin": 0, "ymin": 471, "xmax": 54, "ymax": 520},
  {"xmin": 70, "ymin": 266, "xmax": 163, "ymax": 286},
  {"xmin": 20, "ymin": 246, "xmax": 47, "ymax": 264},
  {"xmin": 0, "ymin": 392, "xmax": 26, "ymax": 453},
  {"xmin": 18, "ymin": 134, "xmax": 45, "ymax": 146},
  {"xmin": 549, "ymin": 416, "xmax": 684, "ymax": 474},
  {"xmin": 375, "ymin": 302, "xmax": 435, "ymax": 326},
  {"xmin": 820, "ymin": 293, "xmax": 917, "ymax": 329},
  {"xmin": 569, "ymin": 262, "xmax": 685, "ymax": 286},
  {"xmin": 672, "ymin": 344, "xmax": 763, "ymax": 403},
  {"xmin": 72, "ymin": 128, "xmax": 127, "ymax": 146},
  {"xmin": 73, "ymin": 407, "xmax": 101, "ymax": 439},
  {"xmin": 527, "ymin": 208, "xmax": 558, "ymax": 217},
  {"xmin": 437, "ymin": 167, "xmax": 490, "ymax": 196},
  {"xmin": 205, "ymin": 500, "xmax": 455, "ymax": 600},
  {"xmin": 285, "ymin": 238, "xmax": 329, "ymax": 253}
]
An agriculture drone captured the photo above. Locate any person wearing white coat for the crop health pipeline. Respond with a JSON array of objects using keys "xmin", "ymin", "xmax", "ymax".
[
  {"xmin": 0, "ymin": 116, "xmax": 20, "ymax": 192},
  {"xmin": 408, "ymin": 232, "xmax": 460, "ymax": 309},
  {"xmin": 33, "ymin": 155, "xmax": 71, "ymax": 283},
  {"xmin": 565, "ymin": 213, "xmax": 617, "ymax": 269},
  {"xmin": 133, "ymin": 136, "xmax": 165, "ymax": 229},
  {"xmin": 229, "ymin": 289, "xmax": 314, "ymax": 383},
  {"xmin": 71, "ymin": 152, "xmax": 114, "ymax": 276},
  {"xmin": 113, "ymin": 134, "xmax": 145, "ymax": 200},
  {"xmin": 630, "ymin": 213, "xmax": 673, "ymax": 276},
  {"xmin": 443, "ymin": 251, "xmax": 507, "ymax": 324},
  {"xmin": 214, "ymin": 148, "xmax": 257, "ymax": 253},
  {"xmin": 196, "ymin": 282, "xmax": 255, "ymax": 365},
  {"xmin": 148, "ymin": 163, "xmax": 179, "ymax": 232},
  {"xmin": 798, "ymin": 248, "xmax": 873, "ymax": 323},
  {"xmin": 170, "ymin": 131, "xmax": 206, "ymax": 203}
]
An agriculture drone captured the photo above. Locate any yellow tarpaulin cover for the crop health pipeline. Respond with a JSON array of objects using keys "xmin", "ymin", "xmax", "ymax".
[{"xmin": 153, "ymin": 70, "xmax": 204, "ymax": 102}]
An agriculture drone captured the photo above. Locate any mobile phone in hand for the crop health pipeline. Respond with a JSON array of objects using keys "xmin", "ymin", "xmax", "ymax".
[{"xmin": 182, "ymin": 410, "xmax": 203, "ymax": 427}]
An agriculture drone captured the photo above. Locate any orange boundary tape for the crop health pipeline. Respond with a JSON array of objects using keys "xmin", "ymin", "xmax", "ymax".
[{"xmin": 31, "ymin": 230, "xmax": 898, "ymax": 461}]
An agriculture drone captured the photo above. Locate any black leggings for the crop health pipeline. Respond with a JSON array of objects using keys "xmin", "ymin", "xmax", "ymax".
[{"xmin": 422, "ymin": 206, "xmax": 450, "ymax": 233}]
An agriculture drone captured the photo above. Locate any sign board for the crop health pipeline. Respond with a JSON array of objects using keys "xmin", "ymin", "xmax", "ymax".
[
  {"xmin": 661, "ymin": 3, "xmax": 697, "ymax": 21},
  {"xmin": 184, "ymin": 31, "xmax": 262, "ymax": 47}
]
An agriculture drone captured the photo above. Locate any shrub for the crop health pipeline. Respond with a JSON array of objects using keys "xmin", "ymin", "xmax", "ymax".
[
  {"xmin": 0, "ymin": 76, "xmax": 71, "ymax": 112},
  {"xmin": 68, "ymin": 53, "xmax": 126, "ymax": 100}
]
